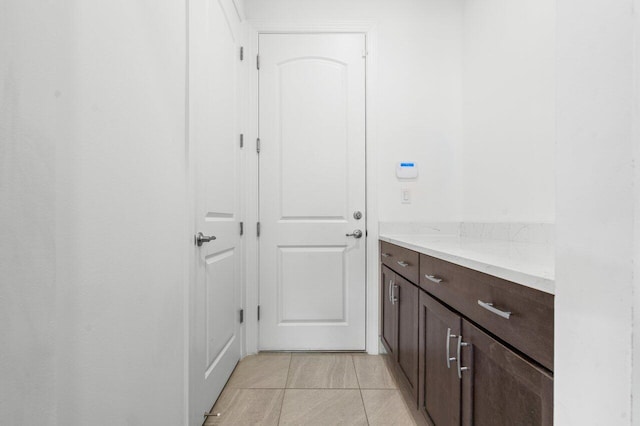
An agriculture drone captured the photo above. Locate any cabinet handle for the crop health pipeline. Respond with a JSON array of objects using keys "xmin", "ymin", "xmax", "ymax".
[
  {"xmin": 425, "ymin": 274, "xmax": 443, "ymax": 283},
  {"xmin": 381, "ymin": 252, "xmax": 391, "ymax": 258},
  {"xmin": 388, "ymin": 280, "xmax": 394, "ymax": 302},
  {"xmin": 396, "ymin": 260, "xmax": 409, "ymax": 267},
  {"xmin": 457, "ymin": 336, "xmax": 470, "ymax": 379},
  {"xmin": 477, "ymin": 300, "xmax": 512, "ymax": 319},
  {"xmin": 446, "ymin": 328, "xmax": 457, "ymax": 369}
]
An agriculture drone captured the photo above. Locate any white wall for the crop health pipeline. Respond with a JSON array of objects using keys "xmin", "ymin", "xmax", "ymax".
[
  {"xmin": 461, "ymin": 0, "xmax": 555, "ymax": 223},
  {"xmin": 556, "ymin": 0, "xmax": 636, "ymax": 424},
  {"xmin": 0, "ymin": 0, "xmax": 69, "ymax": 422},
  {"xmin": 2, "ymin": 1, "xmax": 189, "ymax": 424},
  {"xmin": 634, "ymin": 0, "xmax": 640, "ymax": 421},
  {"xmin": 56, "ymin": 2, "xmax": 188, "ymax": 424},
  {"xmin": 245, "ymin": 0, "xmax": 464, "ymax": 223},
  {"xmin": 245, "ymin": 0, "xmax": 556, "ymax": 225}
]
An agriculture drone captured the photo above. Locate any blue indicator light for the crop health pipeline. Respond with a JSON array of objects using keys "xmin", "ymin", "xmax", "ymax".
[{"xmin": 400, "ymin": 163, "xmax": 415, "ymax": 167}]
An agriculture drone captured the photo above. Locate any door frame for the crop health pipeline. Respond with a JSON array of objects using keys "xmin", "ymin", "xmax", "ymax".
[{"xmin": 243, "ymin": 20, "xmax": 380, "ymax": 355}]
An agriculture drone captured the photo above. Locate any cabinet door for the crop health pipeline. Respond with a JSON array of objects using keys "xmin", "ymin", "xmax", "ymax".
[
  {"xmin": 381, "ymin": 265, "xmax": 397, "ymax": 356},
  {"xmin": 461, "ymin": 320, "xmax": 553, "ymax": 426},
  {"xmin": 395, "ymin": 275, "xmax": 419, "ymax": 400},
  {"xmin": 418, "ymin": 291, "xmax": 461, "ymax": 426}
]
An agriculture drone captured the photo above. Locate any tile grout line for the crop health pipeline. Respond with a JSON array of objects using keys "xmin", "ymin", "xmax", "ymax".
[
  {"xmin": 352, "ymin": 354, "xmax": 371, "ymax": 426},
  {"xmin": 278, "ymin": 387, "xmax": 362, "ymax": 389},
  {"xmin": 229, "ymin": 386, "xmax": 392, "ymax": 390},
  {"xmin": 276, "ymin": 352, "xmax": 293, "ymax": 426}
]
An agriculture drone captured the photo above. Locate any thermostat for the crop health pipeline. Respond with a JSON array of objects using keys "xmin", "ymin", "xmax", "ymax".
[{"xmin": 396, "ymin": 162, "xmax": 418, "ymax": 179}]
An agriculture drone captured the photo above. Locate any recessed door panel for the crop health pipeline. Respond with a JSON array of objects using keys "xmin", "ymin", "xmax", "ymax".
[
  {"xmin": 278, "ymin": 246, "xmax": 347, "ymax": 323},
  {"xmin": 279, "ymin": 59, "xmax": 348, "ymax": 220},
  {"xmin": 205, "ymin": 249, "xmax": 236, "ymax": 371},
  {"xmin": 194, "ymin": 0, "xmax": 237, "ymax": 220}
]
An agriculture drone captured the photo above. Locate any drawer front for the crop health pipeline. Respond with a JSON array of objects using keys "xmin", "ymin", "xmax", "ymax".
[
  {"xmin": 420, "ymin": 253, "xmax": 554, "ymax": 371},
  {"xmin": 380, "ymin": 241, "xmax": 419, "ymax": 283},
  {"xmin": 420, "ymin": 254, "xmax": 456, "ymax": 290}
]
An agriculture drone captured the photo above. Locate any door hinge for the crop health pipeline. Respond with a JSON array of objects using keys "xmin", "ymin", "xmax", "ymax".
[
  {"xmin": 240, "ymin": 133, "xmax": 244, "ymax": 148},
  {"xmin": 240, "ymin": 221, "xmax": 244, "ymax": 236},
  {"xmin": 256, "ymin": 138, "xmax": 261, "ymax": 154},
  {"xmin": 257, "ymin": 222, "xmax": 261, "ymax": 237},
  {"xmin": 257, "ymin": 54, "xmax": 260, "ymax": 70},
  {"xmin": 240, "ymin": 309, "xmax": 244, "ymax": 324},
  {"xmin": 257, "ymin": 305, "xmax": 261, "ymax": 321},
  {"xmin": 240, "ymin": 46, "xmax": 244, "ymax": 61}
]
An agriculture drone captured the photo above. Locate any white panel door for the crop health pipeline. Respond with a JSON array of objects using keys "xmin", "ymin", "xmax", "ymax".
[
  {"xmin": 189, "ymin": 0, "xmax": 241, "ymax": 423},
  {"xmin": 259, "ymin": 33, "xmax": 367, "ymax": 350}
]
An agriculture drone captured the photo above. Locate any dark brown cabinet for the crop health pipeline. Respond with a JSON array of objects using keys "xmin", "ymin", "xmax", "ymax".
[
  {"xmin": 460, "ymin": 320, "xmax": 553, "ymax": 426},
  {"xmin": 396, "ymin": 274, "xmax": 419, "ymax": 395},
  {"xmin": 420, "ymin": 253, "xmax": 554, "ymax": 371},
  {"xmin": 418, "ymin": 290, "xmax": 553, "ymax": 426},
  {"xmin": 381, "ymin": 240, "xmax": 554, "ymax": 426},
  {"xmin": 418, "ymin": 291, "xmax": 461, "ymax": 426},
  {"xmin": 381, "ymin": 241, "xmax": 420, "ymax": 283},
  {"xmin": 381, "ymin": 265, "xmax": 396, "ymax": 357},
  {"xmin": 380, "ymin": 265, "xmax": 419, "ymax": 400}
]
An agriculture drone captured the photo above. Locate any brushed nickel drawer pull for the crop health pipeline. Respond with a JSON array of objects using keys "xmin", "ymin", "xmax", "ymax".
[
  {"xmin": 396, "ymin": 260, "xmax": 409, "ymax": 267},
  {"xmin": 381, "ymin": 252, "xmax": 391, "ymax": 258},
  {"xmin": 446, "ymin": 327, "xmax": 457, "ymax": 369},
  {"xmin": 457, "ymin": 336, "xmax": 470, "ymax": 379},
  {"xmin": 425, "ymin": 274, "xmax": 443, "ymax": 283},
  {"xmin": 478, "ymin": 300, "xmax": 512, "ymax": 319}
]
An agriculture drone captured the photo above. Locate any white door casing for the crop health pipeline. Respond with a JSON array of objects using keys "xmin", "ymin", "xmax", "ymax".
[
  {"xmin": 189, "ymin": 0, "xmax": 242, "ymax": 423},
  {"xmin": 258, "ymin": 33, "xmax": 367, "ymax": 351}
]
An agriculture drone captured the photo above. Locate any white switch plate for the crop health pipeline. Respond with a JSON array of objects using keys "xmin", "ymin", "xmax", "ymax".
[{"xmin": 401, "ymin": 188, "xmax": 411, "ymax": 204}]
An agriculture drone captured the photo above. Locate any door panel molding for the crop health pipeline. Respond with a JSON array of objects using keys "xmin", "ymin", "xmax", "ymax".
[{"xmin": 277, "ymin": 245, "xmax": 348, "ymax": 324}]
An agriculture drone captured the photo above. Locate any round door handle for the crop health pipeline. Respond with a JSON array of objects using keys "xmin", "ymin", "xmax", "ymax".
[
  {"xmin": 346, "ymin": 229, "xmax": 363, "ymax": 239},
  {"xmin": 195, "ymin": 232, "xmax": 216, "ymax": 247}
]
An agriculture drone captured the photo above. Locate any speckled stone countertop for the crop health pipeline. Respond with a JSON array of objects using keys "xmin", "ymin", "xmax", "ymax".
[{"xmin": 379, "ymin": 234, "xmax": 555, "ymax": 295}]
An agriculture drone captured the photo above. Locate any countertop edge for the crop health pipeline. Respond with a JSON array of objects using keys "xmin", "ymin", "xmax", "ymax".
[{"xmin": 379, "ymin": 235, "xmax": 555, "ymax": 295}]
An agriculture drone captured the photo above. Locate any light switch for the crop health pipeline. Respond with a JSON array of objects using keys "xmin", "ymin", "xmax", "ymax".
[{"xmin": 401, "ymin": 188, "xmax": 411, "ymax": 204}]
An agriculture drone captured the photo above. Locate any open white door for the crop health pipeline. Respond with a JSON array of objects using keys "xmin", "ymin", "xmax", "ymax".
[
  {"xmin": 258, "ymin": 33, "xmax": 367, "ymax": 351},
  {"xmin": 189, "ymin": 0, "xmax": 242, "ymax": 423}
]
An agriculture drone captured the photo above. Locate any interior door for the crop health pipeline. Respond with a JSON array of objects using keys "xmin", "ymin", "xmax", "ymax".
[
  {"xmin": 189, "ymin": 0, "xmax": 242, "ymax": 423},
  {"xmin": 258, "ymin": 33, "xmax": 367, "ymax": 350}
]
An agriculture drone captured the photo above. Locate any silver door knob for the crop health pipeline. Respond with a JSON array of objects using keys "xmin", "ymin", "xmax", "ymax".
[
  {"xmin": 346, "ymin": 229, "xmax": 363, "ymax": 239},
  {"xmin": 195, "ymin": 232, "xmax": 216, "ymax": 247}
]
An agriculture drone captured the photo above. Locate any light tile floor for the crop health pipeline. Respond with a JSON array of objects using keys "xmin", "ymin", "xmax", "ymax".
[{"xmin": 204, "ymin": 353, "xmax": 417, "ymax": 426}]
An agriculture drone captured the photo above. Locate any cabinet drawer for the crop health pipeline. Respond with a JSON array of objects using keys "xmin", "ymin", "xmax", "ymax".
[
  {"xmin": 419, "ymin": 254, "xmax": 554, "ymax": 371},
  {"xmin": 380, "ymin": 241, "xmax": 419, "ymax": 283},
  {"xmin": 420, "ymin": 254, "xmax": 456, "ymax": 289}
]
